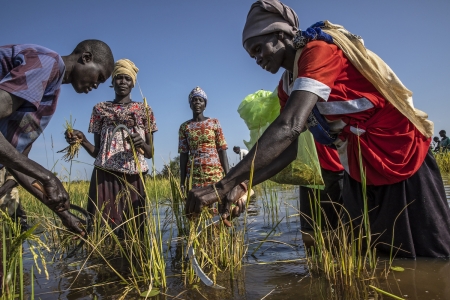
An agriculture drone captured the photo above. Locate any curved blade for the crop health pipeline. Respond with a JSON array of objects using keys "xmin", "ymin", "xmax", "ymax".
[
  {"xmin": 108, "ymin": 124, "xmax": 144, "ymax": 155},
  {"xmin": 188, "ymin": 216, "xmax": 226, "ymax": 289},
  {"xmin": 108, "ymin": 124, "xmax": 131, "ymax": 150}
]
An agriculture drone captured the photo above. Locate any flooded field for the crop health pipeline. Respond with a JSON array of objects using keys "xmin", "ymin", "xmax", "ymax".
[{"xmin": 13, "ymin": 176, "xmax": 450, "ymax": 299}]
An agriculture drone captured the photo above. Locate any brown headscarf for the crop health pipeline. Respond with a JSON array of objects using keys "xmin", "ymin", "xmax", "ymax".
[{"xmin": 242, "ymin": 0, "xmax": 299, "ymax": 46}]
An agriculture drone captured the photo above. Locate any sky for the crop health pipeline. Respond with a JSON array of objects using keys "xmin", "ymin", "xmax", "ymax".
[{"xmin": 2, "ymin": 0, "xmax": 450, "ymax": 180}]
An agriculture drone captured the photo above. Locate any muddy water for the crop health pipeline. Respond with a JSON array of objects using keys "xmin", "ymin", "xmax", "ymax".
[{"xmin": 21, "ymin": 178, "xmax": 450, "ymax": 300}]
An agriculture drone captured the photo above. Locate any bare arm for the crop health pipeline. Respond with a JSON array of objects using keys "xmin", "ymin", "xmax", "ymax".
[
  {"xmin": 0, "ymin": 90, "xmax": 69, "ymax": 212},
  {"xmin": 218, "ymin": 149, "xmax": 230, "ymax": 175},
  {"xmin": 216, "ymin": 90, "xmax": 317, "ymax": 193},
  {"xmin": 7, "ymin": 168, "xmax": 85, "ymax": 235},
  {"xmin": 186, "ymin": 90, "xmax": 318, "ymax": 215},
  {"xmin": 0, "ymin": 180, "xmax": 17, "ymax": 198},
  {"xmin": 180, "ymin": 152, "xmax": 188, "ymax": 188},
  {"xmin": 143, "ymin": 132, "xmax": 154, "ymax": 159},
  {"xmin": 251, "ymin": 138, "xmax": 298, "ymax": 185},
  {"xmin": 0, "ymin": 143, "xmax": 31, "ymax": 198},
  {"xmin": 218, "ymin": 140, "xmax": 298, "ymax": 219},
  {"xmin": 84, "ymin": 133, "xmax": 101, "ymax": 158}
]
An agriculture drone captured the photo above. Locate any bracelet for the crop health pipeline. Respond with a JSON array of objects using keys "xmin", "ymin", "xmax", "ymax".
[{"xmin": 239, "ymin": 181, "xmax": 248, "ymax": 193}]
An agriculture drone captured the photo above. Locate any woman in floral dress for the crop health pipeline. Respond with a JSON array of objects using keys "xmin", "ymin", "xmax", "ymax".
[
  {"xmin": 179, "ymin": 87, "xmax": 229, "ymax": 193},
  {"xmin": 65, "ymin": 59, "xmax": 157, "ymax": 234}
]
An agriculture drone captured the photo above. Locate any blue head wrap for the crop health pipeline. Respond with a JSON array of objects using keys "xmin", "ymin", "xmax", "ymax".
[{"xmin": 189, "ymin": 86, "xmax": 208, "ymax": 103}]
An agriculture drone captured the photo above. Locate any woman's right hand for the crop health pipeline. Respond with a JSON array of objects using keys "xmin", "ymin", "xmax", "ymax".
[{"xmin": 65, "ymin": 129, "xmax": 85, "ymax": 145}]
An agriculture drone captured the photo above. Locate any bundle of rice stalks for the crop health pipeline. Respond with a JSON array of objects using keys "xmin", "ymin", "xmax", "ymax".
[{"xmin": 57, "ymin": 116, "xmax": 82, "ymax": 162}]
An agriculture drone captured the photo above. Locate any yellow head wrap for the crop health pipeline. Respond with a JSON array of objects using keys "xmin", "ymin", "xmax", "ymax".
[{"xmin": 111, "ymin": 59, "xmax": 139, "ymax": 85}]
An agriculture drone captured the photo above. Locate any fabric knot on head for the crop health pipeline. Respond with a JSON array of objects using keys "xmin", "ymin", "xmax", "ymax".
[
  {"xmin": 189, "ymin": 86, "xmax": 208, "ymax": 103},
  {"xmin": 293, "ymin": 22, "xmax": 334, "ymax": 49},
  {"xmin": 112, "ymin": 59, "xmax": 139, "ymax": 85},
  {"xmin": 241, "ymin": 1, "xmax": 335, "ymax": 49}
]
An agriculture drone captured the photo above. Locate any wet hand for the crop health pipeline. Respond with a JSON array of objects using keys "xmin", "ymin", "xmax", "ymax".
[
  {"xmin": 40, "ymin": 176, "xmax": 70, "ymax": 212},
  {"xmin": 219, "ymin": 182, "xmax": 248, "ymax": 225},
  {"xmin": 65, "ymin": 129, "xmax": 84, "ymax": 145},
  {"xmin": 57, "ymin": 210, "xmax": 86, "ymax": 237},
  {"xmin": 185, "ymin": 185, "xmax": 224, "ymax": 219}
]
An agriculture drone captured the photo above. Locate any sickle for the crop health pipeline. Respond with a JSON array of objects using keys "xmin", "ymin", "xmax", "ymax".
[
  {"xmin": 187, "ymin": 216, "xmax": 226, "ymax": 289},
  {"xmin": 108, "ymin": 124, "xmax": 145, "ymax": 155}
]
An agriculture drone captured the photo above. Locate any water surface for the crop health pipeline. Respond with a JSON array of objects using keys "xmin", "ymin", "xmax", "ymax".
[{"xmin": 21, "ymin": 177, "xmax": 450, "ymax": 299}]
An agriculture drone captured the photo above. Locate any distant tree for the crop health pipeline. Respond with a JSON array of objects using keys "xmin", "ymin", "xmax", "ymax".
[{"xmin": 159, "ymin": 155, "xmax": 180, "ymax": 178}]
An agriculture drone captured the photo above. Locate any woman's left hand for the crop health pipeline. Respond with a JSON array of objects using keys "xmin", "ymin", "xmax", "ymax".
[{"xmin": 129, "ymin": 132, "xmax": 145, "ymax": 149}]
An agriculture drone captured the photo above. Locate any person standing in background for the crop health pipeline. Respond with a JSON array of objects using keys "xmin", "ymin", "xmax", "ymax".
[
  {"xmin": 179, "ymin": 87, "xmax": 229, "ymax": 193},
  {"xmin": 233, "ymin": 146, "xmax": 249, "ymax": 161},
  {"xmin": 432, "ymin": 136, "xmax": 441, "ymax": 152},
  {"xmin": 439, "ymin": 130, "xmax": 450, "ymax": 151}
]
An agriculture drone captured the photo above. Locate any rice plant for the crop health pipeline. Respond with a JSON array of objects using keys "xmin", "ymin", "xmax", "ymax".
[
  {"xmin": 1, "ymin": 211, "xmax": 48, "ymax": 300},
  {"xmin": 185, "ymin": 208, "xmax": 246, "ymax": 286},
  {"xmin": 57, "ymin": 116, "xmax": 82, "ymax": 162},
  {"xmin": 434, "ymin": 151, "xmax": 450, "ymax": 174},
  {"xmin": 299, "ymin": 138, "xmax": 404, "ymax": 299},
  {"xmin": 16, "ymin": 109, "xmax": 169, "ymax": 297}
]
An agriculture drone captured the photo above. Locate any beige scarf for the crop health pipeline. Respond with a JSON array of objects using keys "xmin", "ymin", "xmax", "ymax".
[{"xmin": 318, "ymin": 21, "xmax": 433, "ymax": 138}]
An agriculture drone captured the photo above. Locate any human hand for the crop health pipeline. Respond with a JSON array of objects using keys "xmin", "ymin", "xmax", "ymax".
[
  {"xmin": 34, "ymin": 175, "xmax": 70, "ymax": 212},
  {"xmin": 57, "ymin": 210, "xmax": 86, "ymax": 237},
  {"xmin": 185, "ymin": 185, "xmax": 224, "ymax": 219},
  {"xmin": 219, "ymin": 181, "xmax": 249, "ymax": 224},
  {"xmin": 129, "ymin": 132, "xmax": 145, "ymax": 148},
  {"xmin": 65, "ymin": 129, "xmax": 85, "ymax": 145}
]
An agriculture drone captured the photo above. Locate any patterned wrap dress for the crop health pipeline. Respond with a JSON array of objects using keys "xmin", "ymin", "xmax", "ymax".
[
  {"xmin": 87, "ymin": 101, "xmax": 157, "ymax": 229},
  {"xmin": 178, "ymin": 118, "xmax": 227, "ymax": 189}
]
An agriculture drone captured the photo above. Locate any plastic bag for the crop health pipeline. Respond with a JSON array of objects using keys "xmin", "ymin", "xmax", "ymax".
[{"xmin": 238, "ymin": 89, "xmax": 324, "ymax": 186}]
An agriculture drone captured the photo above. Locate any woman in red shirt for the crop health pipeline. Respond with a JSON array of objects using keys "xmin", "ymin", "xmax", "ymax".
[{"xmin": 186, "ymin": 0, "xmax": 450, "ymax": 258}]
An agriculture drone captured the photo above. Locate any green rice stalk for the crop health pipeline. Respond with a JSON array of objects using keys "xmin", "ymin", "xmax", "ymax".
[
  {"xmin": 31, "ymin": 266, "xmax": 34, "ymax": 300},
  {"xmin": 298, "ymin": 133, "xmax": 381, "ymax": 297},
  {"xmin": 369, "ymin": 285, "xmax": 405, "ymax": 300},
  {"xmin": 57, "ymin": 116, "xmax": 81, "ymax": 162},
  {"xmin": 251, "ymin": 217, "xmax": 284, "ymax": 256}
]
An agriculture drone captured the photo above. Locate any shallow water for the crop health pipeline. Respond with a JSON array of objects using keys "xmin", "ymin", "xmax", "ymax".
[{"xmin": 20, "ymin": 177, "xmax": 450, "ymax": 300}]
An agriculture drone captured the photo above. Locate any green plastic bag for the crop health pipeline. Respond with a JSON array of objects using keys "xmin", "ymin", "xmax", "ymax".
[{"xmin": 238, "ymin": 89, "xmax": 324, "ymax": 186}]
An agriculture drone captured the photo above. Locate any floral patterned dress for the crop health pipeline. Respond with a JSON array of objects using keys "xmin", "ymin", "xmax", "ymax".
[
  {"xmin": 178, "ymin": 118, "xmax": 227, "ymax": 188},
  {"xmin": 88, "ymin": 101, "xmax": 158, "ymax": 174}
]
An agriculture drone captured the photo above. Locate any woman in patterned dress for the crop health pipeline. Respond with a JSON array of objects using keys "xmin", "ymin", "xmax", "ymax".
[
  {"xmin": 179, "ymin": 87, "xmax": 229, "ymax": 194},
  {"xmin": 65, "ymin": 59, "xmax": 157, "ymax": 234}
]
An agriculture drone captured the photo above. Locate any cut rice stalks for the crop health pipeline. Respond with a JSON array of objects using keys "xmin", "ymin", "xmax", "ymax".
[{"xmin": 58, "ymin": 116, "xmax": 82, "ymax": 161}]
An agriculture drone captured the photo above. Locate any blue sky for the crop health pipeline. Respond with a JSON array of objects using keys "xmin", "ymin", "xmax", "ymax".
[{"xmin": 2, "ymin": 0, "xmax": 449, "ymax": 179}]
